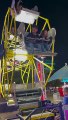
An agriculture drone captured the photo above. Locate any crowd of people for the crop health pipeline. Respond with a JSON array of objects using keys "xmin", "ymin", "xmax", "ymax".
[{"xmin": 46, "ymin": 85, "xmax": 68, "ymax": 105}]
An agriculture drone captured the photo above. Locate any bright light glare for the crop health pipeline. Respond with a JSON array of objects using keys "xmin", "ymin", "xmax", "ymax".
[
  {"xmin": 14, "ymin": 49, "xmax": 28, "ymax": 62},
  {"xmin": 15, "ymin": 9, "xmax": 39, "ymax": 24},
  {"xmin": 9, "ymin": 35, "xmax": 14, "ymax": 40}
]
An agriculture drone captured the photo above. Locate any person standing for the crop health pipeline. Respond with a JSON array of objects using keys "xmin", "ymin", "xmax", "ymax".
[{"xmin": 63, "ymin": 87, "xmax": 68, "ymax": 105}]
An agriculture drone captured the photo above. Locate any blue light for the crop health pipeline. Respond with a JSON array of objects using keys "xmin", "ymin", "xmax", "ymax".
[{"xmin": 61, "ymin": 78, "xmax": 68, "ymax": 82}]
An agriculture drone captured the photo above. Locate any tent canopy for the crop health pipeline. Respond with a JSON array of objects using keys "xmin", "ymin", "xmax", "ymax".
[{"xmin": 49, "ymin": 63, "xmax": 68, "ymax": 82}]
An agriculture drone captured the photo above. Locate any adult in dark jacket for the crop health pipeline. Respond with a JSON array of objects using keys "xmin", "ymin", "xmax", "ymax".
[{"xmin": 25, "ymin": 25, "xmax": 41, "ymax": 53}]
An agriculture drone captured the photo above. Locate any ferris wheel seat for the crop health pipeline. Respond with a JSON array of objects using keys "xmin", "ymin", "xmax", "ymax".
[
  {"xmin": 25, "ymin": 41, "xmax": 57, "ymax": 56},
  {"xmin": 15, "ymin": 7, "xmax": 39, "ymax": 24}
]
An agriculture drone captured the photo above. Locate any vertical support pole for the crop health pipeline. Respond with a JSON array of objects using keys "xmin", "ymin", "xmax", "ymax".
[
  {"xmin": 41, "ymin": 57, "xmax": 47, "ymax": 99},
  {"xmin": 13, "ymin": 82, "xmax": 16, "ymax": 100},
  {"xmin": 41, "ymin": 57, "xmax": 45, "ymax": 83},
  {"xmin": 32, "ymin": 62, "xmax": 34, "ymax": 88}
]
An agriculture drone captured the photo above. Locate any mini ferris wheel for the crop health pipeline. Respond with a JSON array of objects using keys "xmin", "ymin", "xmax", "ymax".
[{"xmin": 0, "ymin": 3, "xmax": 56, "ymax": 97}]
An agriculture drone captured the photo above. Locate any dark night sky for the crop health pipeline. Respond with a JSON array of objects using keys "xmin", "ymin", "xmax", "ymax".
[{"xmin": 0, "ymin": 0, "xmax": 68, "ymax": 71}]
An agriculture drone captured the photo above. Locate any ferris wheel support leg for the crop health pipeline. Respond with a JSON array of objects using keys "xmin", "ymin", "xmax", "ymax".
[{"xmin": 44, "ymin": 70, "xmax": 53, "ymax": 88}]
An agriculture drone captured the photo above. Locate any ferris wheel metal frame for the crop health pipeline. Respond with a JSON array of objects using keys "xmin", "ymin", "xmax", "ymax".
[{"xmin": 0, "ymin": 8, "xmax": 56, "ymax": 97}]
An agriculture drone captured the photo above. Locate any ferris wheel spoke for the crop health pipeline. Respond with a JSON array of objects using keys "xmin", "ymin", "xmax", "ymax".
[
  {"xmin": 21, "ymin": 60, "xmax": 30, "ymax": 84},
  {"xmin": 33, "ymin": 56, "xmax": 52, "ymax": 70},
  {"xmin": 44, "ymin": 70, "xmax": 53, "ymax": 88},
  {"xmin": 26, "ymin": 65, "xmax": 31, "ymax": 87}
]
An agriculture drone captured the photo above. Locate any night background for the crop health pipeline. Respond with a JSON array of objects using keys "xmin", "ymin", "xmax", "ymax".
[{"xmin": 0, "ymin": 0, "xmax": 68, "ymax": 71}]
